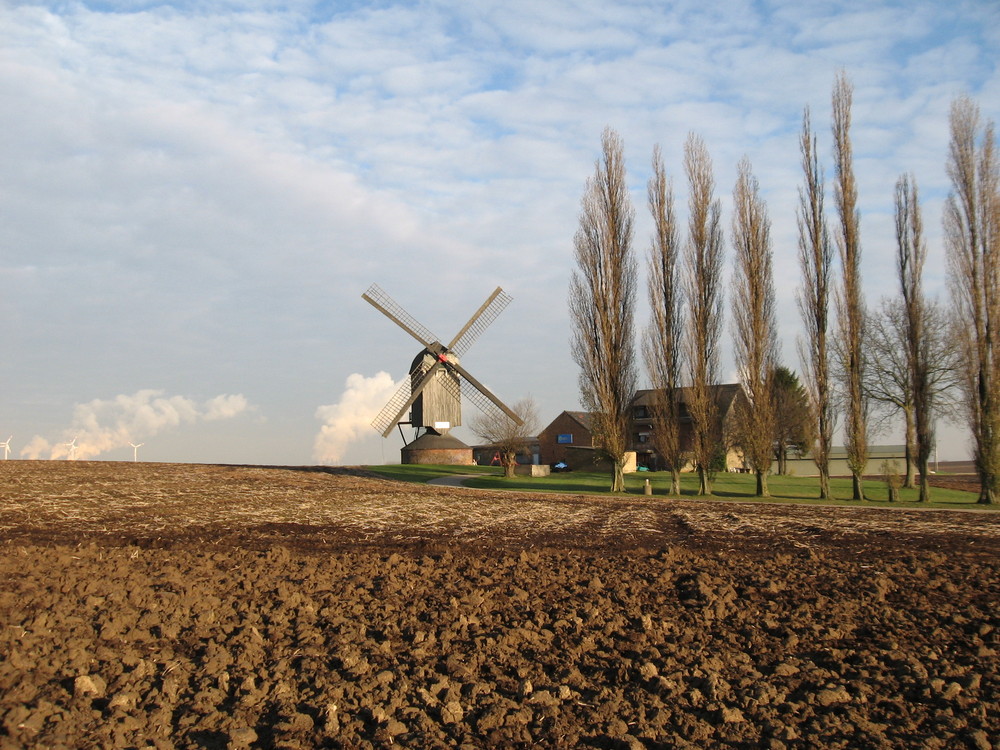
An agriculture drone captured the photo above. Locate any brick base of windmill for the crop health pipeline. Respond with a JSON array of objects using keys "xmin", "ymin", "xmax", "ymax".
[{"xmin": 400, "ymin": 432, "xmax": 474, "ymax": 465}]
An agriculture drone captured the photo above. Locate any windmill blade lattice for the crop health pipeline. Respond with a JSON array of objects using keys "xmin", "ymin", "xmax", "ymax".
[
  {"xmin": 362, "ymin": 284, "xmax": 438, "ymax": 348},
  {"xmin": 370, "ymin": 359, "xmax": 435, "ymax": 436},
  {"xmin": 448, "ymin": 287, "xmax": 512, "ymax": 357},
  {"xmin": 370, "ymin": 379, "xmax": 417, "ymax": 436},
  {"xmin": 460, "ymin": 378, "xmax": 520, "ymax": 424}
]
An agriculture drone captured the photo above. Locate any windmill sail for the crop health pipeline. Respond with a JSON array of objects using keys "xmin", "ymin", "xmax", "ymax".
[
  {"xmin": 457, "ymin": 364, "xmax": 523, "ymax": 424},
  {"xmin": 364, "ymin": 283, "xmax": 520, "ymax": 437},
  {"xmin": 362, "ymin": 284, "xmax": 437, "ymax": 348},
  {"xmin": 370, "ymin": 359, "xmax": 436, "ymax": 436},
  {"xmin": 448, "ymin": 287, "xmax": 512, "ymax": 357}
]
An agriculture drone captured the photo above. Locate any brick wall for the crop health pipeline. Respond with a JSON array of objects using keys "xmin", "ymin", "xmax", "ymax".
[{"xmin": 537, "ymin": 412, "xmax": 593, "ymax": 465}]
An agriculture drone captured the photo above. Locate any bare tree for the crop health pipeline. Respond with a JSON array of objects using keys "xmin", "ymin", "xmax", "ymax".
[
  {"xmin": 945, "ymin": 95, "xmax": 1000, "ymax": 505},
  {"xmin": 570, "ymin": 127, "xmax": 638, "ymax": 493},
  {"xmin": 683, "ymin": 133, "xmax": 725, "ymax": 495},
  {"xmin": 730, "ymin": 157, "xmax": 777, "ymax": 496},
  {"xmin": 644, "ymin": 145, "xmax": 685, "ymax": 495},
  {"xmin": 895, "ymin": 174, "xmax": 936, "ymax": 502},
  {"xmin": 469, "ymin": 397, "xmax": 540, "ymax": 478},
  {"xmin": 864, "ymin": 297, "xmax": 960, "ymax": 490},
  {"xmin": 894, "ymin": 174, "xmax": 925, "ymax": 491},
  {"xmin": 796, "ymin": 106, "xmax": 835, "ymax": 499},
  {"xmin": 772, "ymin": 367, "xmax": 813, "ymax": 476},
  {"xmin": 832, "ymin": 71, "xmax": 869, "ymax": 501}
]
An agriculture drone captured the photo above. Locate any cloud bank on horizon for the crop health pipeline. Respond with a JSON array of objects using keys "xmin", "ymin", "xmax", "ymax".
[
  {"xmin": 19, "ymin": 390, "xmax": 251, "ymax": 461},
  {"xmin": 0, "ymin": 1, "xmax": 997, "ymax": 464}
]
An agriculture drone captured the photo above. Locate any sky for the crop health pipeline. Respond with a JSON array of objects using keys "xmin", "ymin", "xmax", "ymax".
[{"xmin": 1, "ymin": 0, "xmax": 997, "ymax": 465}]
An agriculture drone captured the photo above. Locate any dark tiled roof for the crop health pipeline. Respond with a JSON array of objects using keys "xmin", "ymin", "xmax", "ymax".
[
  {"xmin": 632, "ymin": 383, "xmax": 744, "ymax": 412},
  {"xmin": 544, "ymin": 386, "xmax": 745, "ymax": 436},
  {"xmin": 562, "ymin": 410, "xmax": 594, "ymax": 431}
]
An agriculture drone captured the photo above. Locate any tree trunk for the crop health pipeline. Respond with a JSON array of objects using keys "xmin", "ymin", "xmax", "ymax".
[
  {"xmin": 852, "ymin": 471, "xmax": 865, "ymax": 501},
  {"xmin": 756, "ymin": 470, "xmax": 769, "ymax": 498},
  {"xmin": 978, "ymin": 468, "xmax": 998, "ymax": 505},
  {"xmin": 918, "ymin": 464, "xmax": 930, "ymax": 503},
  {"xmin": 777, "ymin": 446, "xmax": 787, "ymax": 476},
  {"xmin": 612, "ymin": 460, "xmax": 626, "ymax": 493},
  {"xmin": 819, "ymin": 469, "xmax": 830, "ymax": 500},
  {"xmin": 903, "ymin": 405, "xmax": 916, "ymax": 488},
  {"xmin": 670, "ymin": 469, "xmax": 681, "ymax": 496},
  {"xmin": 698, "ymin": 466, "xmax": 712, "ymax": 495},
  {"xmin": 503, "ymin": 453, "xmax": 517, "ymax": 478}
]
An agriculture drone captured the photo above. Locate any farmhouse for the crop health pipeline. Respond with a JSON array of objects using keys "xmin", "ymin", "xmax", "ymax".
[
  {"xmin": 538, "ymin": 384, "xmax": 749, "ymax": 471},
  {"xmin": 630, "ymin": 383, "xmax": 748, "ymax": 471},
  {"xmin": 537, "ymin": 385, "xmax": 914, "ymax": 477},
  {"xmin": 536, "ymin": 410, "xmax": 599, "ymax": 467}
]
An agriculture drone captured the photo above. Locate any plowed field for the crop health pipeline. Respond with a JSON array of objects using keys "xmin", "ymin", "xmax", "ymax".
[{"xmin": 0, "ymin": 462, "xmax": 997, "ymax": 749}]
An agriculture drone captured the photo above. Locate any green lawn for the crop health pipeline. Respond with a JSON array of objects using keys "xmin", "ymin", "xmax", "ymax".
[{"xmin": 367, "ymin": 464, "xmax": 987, "ymax": 508}]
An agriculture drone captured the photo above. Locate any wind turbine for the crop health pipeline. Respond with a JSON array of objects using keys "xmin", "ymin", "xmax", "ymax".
[
  {"xmin": 0, "ymin": 436, "xmax": 10, "ymax": 460},
  {"xmin": 65, "ymin": 437, "xmax": 77, "ymax": 461},
  {"xmin": 129, "ymin": 442, "xmax": 144, "ymax": 462}
]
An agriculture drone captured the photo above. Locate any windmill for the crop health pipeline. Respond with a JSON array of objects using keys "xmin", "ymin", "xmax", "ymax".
[
  {"xmin": 65, "ymin": 437, "xmax": 77, "ymax": 461},
  {"xmin": 0, "ymin": 436, "xmax": 11, "ymax": 460},
  {"xmin": 129, "ymin": 442, "xmax": 144, "ymax": 462},
  {"xmin": 362, "ymin": 283, "xmax": 523, "ymax": 464}
]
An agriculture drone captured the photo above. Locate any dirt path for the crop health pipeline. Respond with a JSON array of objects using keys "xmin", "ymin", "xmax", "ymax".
[{"xmin": 425, "ymin": 474, "xmax": 478, "ymax": 488}]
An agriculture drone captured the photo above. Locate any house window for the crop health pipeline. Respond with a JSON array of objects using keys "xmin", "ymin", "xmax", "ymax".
[
  {"xmin": 634, "ymin": 405, "xmax": 649, "ymax": 419},
  {"xmin": 557, "ymin": 434, "xmax": 573, "ymax": 444}
]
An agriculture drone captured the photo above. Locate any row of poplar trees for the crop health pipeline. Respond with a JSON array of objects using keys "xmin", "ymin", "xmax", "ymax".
[{"xmin": 570, "ymin": 72, "xmax": 998, "ymax": 504}]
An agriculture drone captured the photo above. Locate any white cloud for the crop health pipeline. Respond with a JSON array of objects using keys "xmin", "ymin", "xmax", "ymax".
[
  {"xmin": 313, "ymin": 372, "xmax": 399, "ymax": 464},
  {"xmin": 204, "ymin": 393, "xmax": 250, "ymax": 421},
  {"xmin": 18, "ymin": 389, "xmax": 251, "ymax": 460}
]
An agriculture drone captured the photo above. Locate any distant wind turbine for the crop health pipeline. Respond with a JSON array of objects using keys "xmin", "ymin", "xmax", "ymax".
[
  {"xmin": 129, "ymin": 442, "xmax": 144, "ymax": 462},
  {"xmin": 65, "ymin": 437, "xmax": 77, "ymax": 461},
  {"xmin": 0, "ymin": 436, "xmax": 11, "ymax": 460}
]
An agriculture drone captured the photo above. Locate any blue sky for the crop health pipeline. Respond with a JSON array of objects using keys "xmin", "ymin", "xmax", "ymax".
[{"xmin": 1, "ymin": 0, "xmax": 997, "ymax": 464}]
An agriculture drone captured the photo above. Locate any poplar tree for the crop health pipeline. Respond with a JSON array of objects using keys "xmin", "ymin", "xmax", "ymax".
[
  {"xmin": 796, "ymin": 107, "xmax": 835, "ymax": 500},
  {"xmin": 832, "ymin": 71, "xmax": 869, "ymax": 500},
  {"xmin": 731, "ymin": 157, "xmax": 777, "ymax": 497},
  {"xmin": 569, "ymin": 127, "xmax": 638, "ymax": 493},
  {"xmin": 895, "ymin": 174, "xmax": 933, "ymax": 501},
  {"xmin": 644, "ymin": 145, "xmax": 685, "ymax": 495},
  {"xmin": 683, "ymin": 133, "xmax": 725, "ymax": 496},
  {"xmin": 945, "ymin": 96, "xmax": 1000, "ymax": 505}
]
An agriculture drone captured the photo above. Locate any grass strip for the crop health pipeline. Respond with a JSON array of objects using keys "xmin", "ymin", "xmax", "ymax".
[{"xmin": 368, "ymin": 465, "xmax": 986, "ymax": 508}]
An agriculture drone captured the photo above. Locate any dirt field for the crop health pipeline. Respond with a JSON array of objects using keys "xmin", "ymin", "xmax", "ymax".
[{"xmin": 0, "ymin": 462, "xmax": 997, "ymax": 749}]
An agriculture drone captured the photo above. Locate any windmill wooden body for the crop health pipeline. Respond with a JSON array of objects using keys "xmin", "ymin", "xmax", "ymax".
[{"xmin": 362, "ymin": 284, "xmax": 522, "ymax": 464}]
